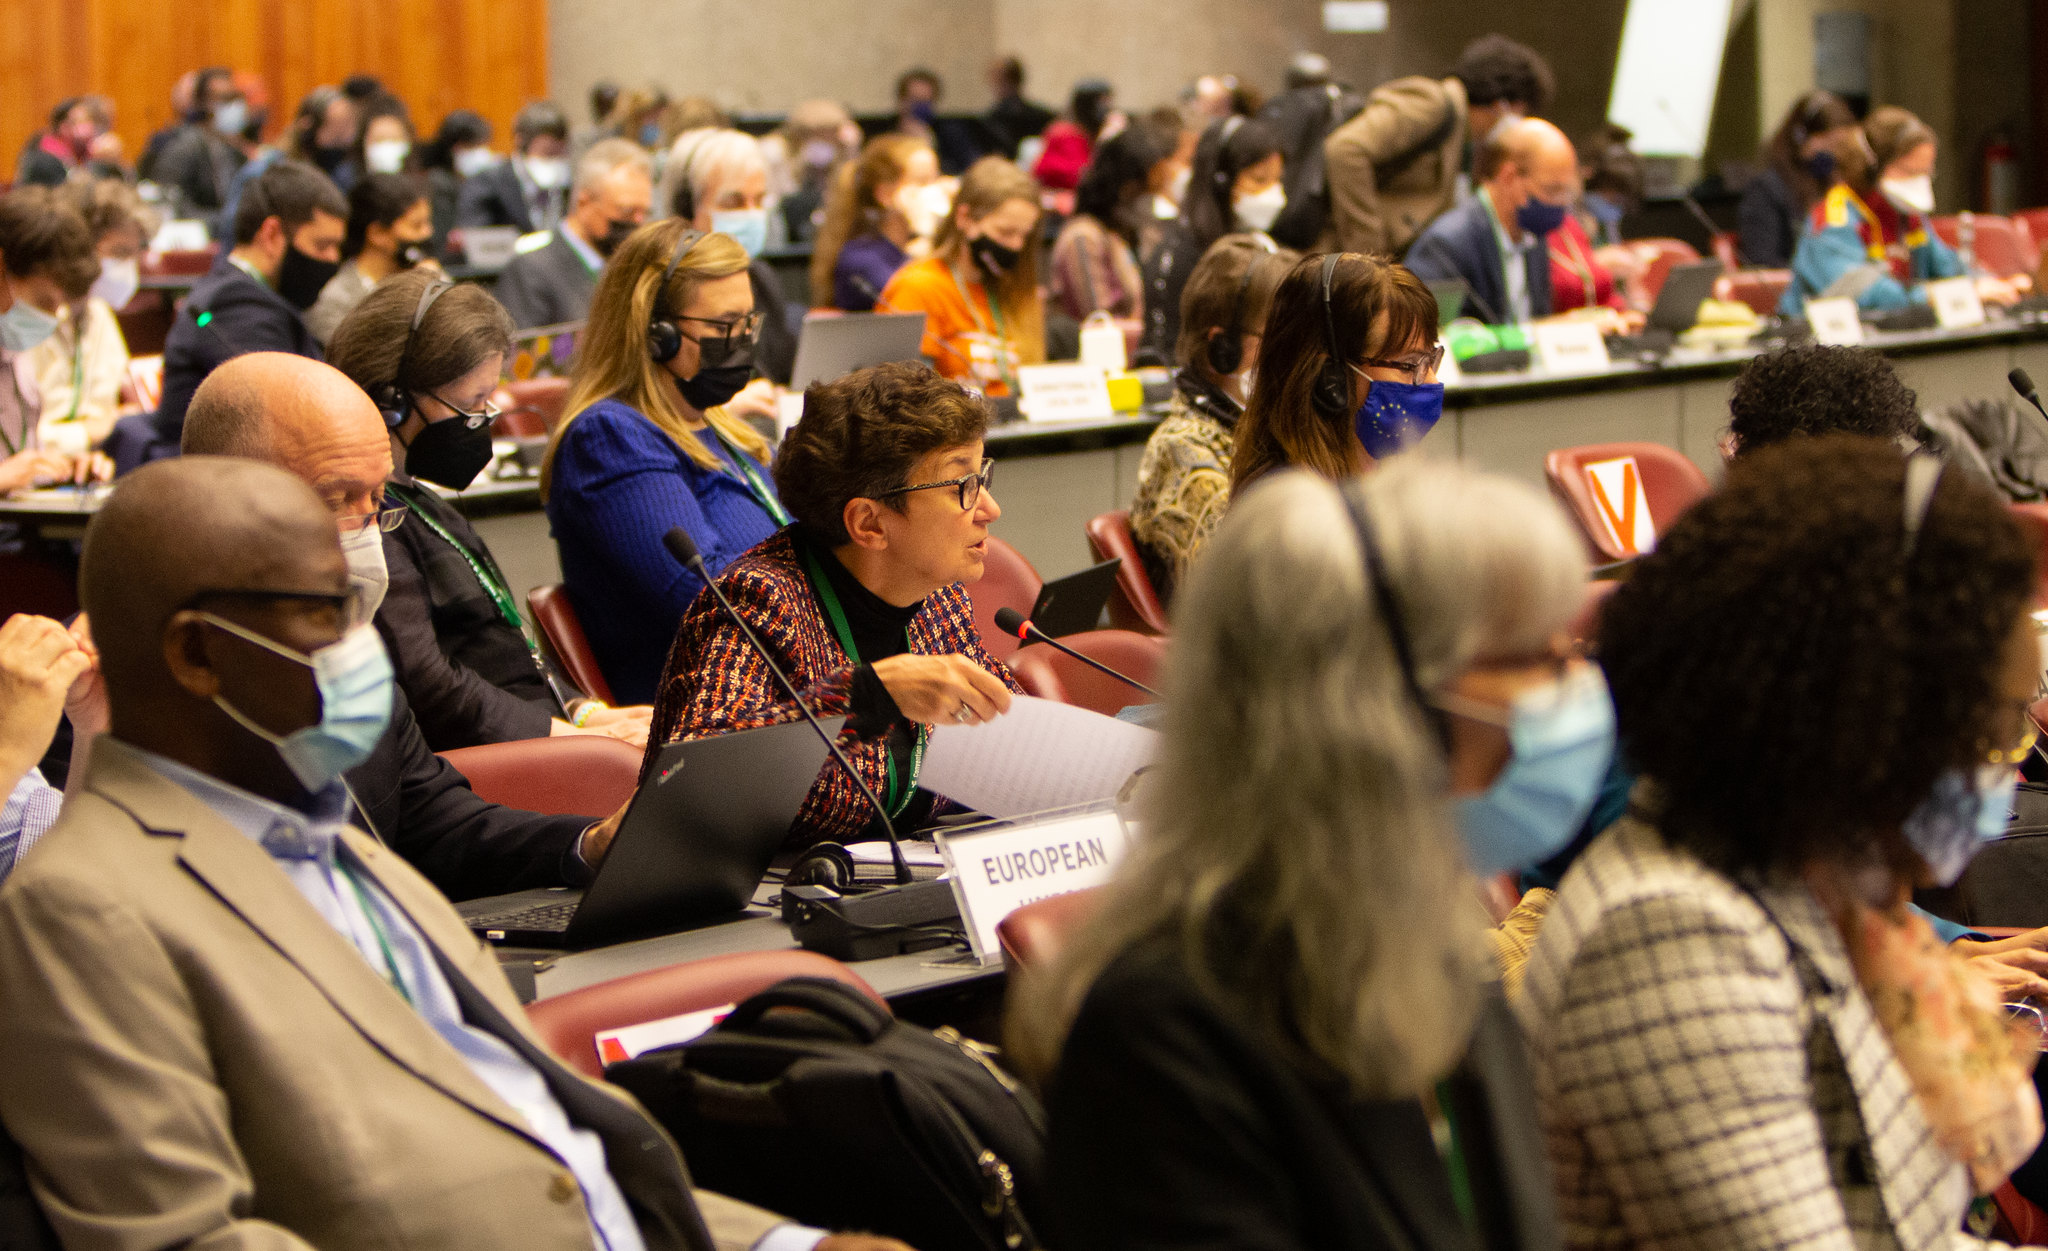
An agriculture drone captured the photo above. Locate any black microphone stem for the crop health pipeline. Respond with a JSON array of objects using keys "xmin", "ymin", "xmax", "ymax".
[{"xmin": 1016, "ymin": 623, "xmax": 1162, "ymax": 698}]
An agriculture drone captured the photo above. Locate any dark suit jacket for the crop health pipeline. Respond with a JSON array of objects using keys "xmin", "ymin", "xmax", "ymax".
[
  {"xmin": 1404, "ymin": 196, "xmax": 1552, "ymax": 325},
  {"xmin": 157, "ymin": 255, "xmax": 324, "ymax": 451},
  {"xmin": 455, "ymin": 160, "xmax": 562, "ymax": 234},
  {"xmin": 1045, "ymin": 937, "xmax": 1560, "ymax": 1251},
  {"xmin": 496, "ymin": 232, "xmax": 599, "ymax": 329},
  {"xmin": 377, "ymin": 476, "xmax": 564, "ymax": 751}
]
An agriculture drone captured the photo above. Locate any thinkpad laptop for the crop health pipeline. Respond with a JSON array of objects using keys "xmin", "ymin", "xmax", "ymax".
[
  {"xmin": 1028, "ymin": 559, "xmax": 1125, "ymax": 638},
  {"xmin": 789, "ymin": 311, "xmax": 929, "ymax": 391},
  {"xmin": 458, "ymin": 717, "xmax": 842, "ymax": 949}
]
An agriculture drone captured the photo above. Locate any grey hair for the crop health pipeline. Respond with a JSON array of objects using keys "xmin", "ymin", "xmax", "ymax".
[
  {"xmin": 1006, "ymin": 460, "xmax": 1590, "ymax": 1097},
  {"xmin": 573, "ymin": 137, "xmax": 653, "ymax": 198},
  {"xmin": 658, "ymin": 128, "xmax": 768, "ymax": 220}
]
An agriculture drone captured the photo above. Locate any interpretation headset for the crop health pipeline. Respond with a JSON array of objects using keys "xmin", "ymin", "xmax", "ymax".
[
  {"xmin": 1211, "ymin": 114, "xmax": 1245, "ymax": 190},
  {"xmin": 1309, "ymin": 252, "xmax": 1353, "ymax": 420},
  {"xmin": 1205, "ymin": 251, "xmax": 1260, "ymax": 377},
  {"xmin": 644, "ymin": 226, "xmax": 707, "ymax": 363},
  {"xmin": 374, "ymin": 275, "xmax": 456, "ymax": 427},
  {"xmin": 1339, "ymin": 479, "xmax": 1451, "ymax": 752}
]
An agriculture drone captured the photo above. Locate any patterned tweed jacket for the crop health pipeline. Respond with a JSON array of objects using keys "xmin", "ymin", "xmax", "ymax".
[
  {"xmin": 1127, "ymin": 380, "xmax": 1237, "ymax": 599},
  {"xmin": 644, "ymin": 529, "xmax": 1021, "ymax": 849},
  {"xmin": 1518, "ymin": 815, "xmax": 2006, "ymax": 1251}
]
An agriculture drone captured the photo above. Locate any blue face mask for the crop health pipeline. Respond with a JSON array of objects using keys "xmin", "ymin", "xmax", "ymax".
[
  {"xmin": 1584, "ymin": 193, "xmax": 1625, "ymax": 227},
  {"xmin": 1515, "ymin": 196, "xmax": 1568, "ymax": 237},
  {"xmin": 712, "ymin": 208, "xmax": 769, "ymax": 259},
  {"xmin": 1349, "ymin": 371, "xmax": 1445, "ymax": 459},
  {"xmin": 1805, "ymin": 150, "xmax": 1838, "ymax": 184},
  {"xmin": 0, "ymin": 298, "xmax": 60, "ymax": 353},
  {"xmin": 1445, "ymin": 664, "xmax": 1617, "ymax": 877},
  {"xmin": 202, "ymin": 617, "xmax": 394, "ymax": 792},
  {"xmin": 1903, "ymin": 764, "xmax": 2018, "ymax": 887}
]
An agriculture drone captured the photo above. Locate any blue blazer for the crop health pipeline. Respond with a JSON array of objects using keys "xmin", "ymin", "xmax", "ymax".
[
  {"xmin": 1403, "ymin": 195, "xmax": 1552, "ymax": 325},
  {"xmin": 544, "ymin": 400, "xmax": 784, "ymax": 705}
]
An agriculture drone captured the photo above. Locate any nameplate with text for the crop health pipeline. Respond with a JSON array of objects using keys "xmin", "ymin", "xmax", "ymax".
[
  {"xmin": 1531, "ymin": 321, "xmax": 1612, "ymax": 375},
  {"xmin": 937, "ymin": 808, "xmax": 1132, "ymax": 963},
  {"xmin": 1926, "ymin": 276, "xmax": 1986, "ymax": 329},
  {"xmin": 1017, "ymin": 363, "xmax": 1116, "ymax": 423},
  {"xmin": 1805, "ymin": 297, "xmax": 1865, "ymax": 346}
]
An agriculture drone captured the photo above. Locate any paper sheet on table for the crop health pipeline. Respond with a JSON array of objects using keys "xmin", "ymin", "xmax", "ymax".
[{"xmin": 920, "ymin": 694, "xmax": 1158, "ymax": 819}]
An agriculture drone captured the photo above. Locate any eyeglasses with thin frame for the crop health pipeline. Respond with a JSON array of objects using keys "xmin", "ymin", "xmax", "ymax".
[
  {"xmin": 185, "ymin": 585, "xmax": 373, "ymax": 633},
  {"xmin": 1355, "ymin": 343, "xmax": 1448, "ymax": 386},
  {"xmin": 879, "ymin": 458, "xmax": 996, "ymax": 512},
  {"xmin": 336, "ymin": 503, "xmax": 408, "ymax": 536},
  {"xmin": 426, "ymin": 391, "xmax": 503, "ymax": 431}
]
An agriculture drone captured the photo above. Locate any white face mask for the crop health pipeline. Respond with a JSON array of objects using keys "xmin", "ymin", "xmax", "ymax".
[
  {"xmin": 1880, "ymin": 173, "xmax": 1936, "ymax": 216},
  {"xmin": 1233, "ymin": 182, "xmax": 1287, "ymax": 233},
  {"xmin": 339, "ymin": 522, "xmax": 389, "ymax": 621},
  {"xmin": 897, "ymin": 182, "xmax": 952, "ymax": 239},
  {"xmin": 365, "ymin": 139, "xmax": 411, "ymax": 175},
  {"xmin": 90, "ymin": 256, "xmax": 141, "ymax": 311},
  {"xmin": 523, "ymin": 156, "xmax": 571, "ymax": 190},
  {"xmin": 454, "ymin": 146, "xmax": 500, "ymax": 178}
]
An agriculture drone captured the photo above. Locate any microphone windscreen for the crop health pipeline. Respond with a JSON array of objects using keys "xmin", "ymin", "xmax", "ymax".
[
  {"xmin": 2013, "ymin": 368, "xmax": 2038, "ymax": 399},
  {"xmin": 662, "ymin": 526, "xmax": 701, "ymax": 566},
  {"xmin": 992, "ymin": 607, "xmax": 1029, "ymax": 639}
]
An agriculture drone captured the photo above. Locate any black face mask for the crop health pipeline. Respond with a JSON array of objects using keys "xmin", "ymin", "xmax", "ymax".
[
  {"xmin": 675, "ymin": 331, "xmax": 756, "ymax": 411},
  {"xmin": 277, "ymin": 244, "xmax": 341, "ymax": 310},
  {"xmin": 596, "ymin": 218, "xmax": 637, "ymax": 258},
  {"xmin": 311, "ymin": 144, "xmax": 351, "ymax": 174},
  {"xmin": 403, "ymin": 407, "xmax": 496, "ymax": 491},
  {"xmin": 970, "ymin": 235, "xmax": 1022, "ymax": 280}
]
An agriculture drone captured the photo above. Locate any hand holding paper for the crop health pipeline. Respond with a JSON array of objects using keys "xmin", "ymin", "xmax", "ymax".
[{"xmin": 919, "ymin": 694, "xmax": 1158, "ymax": 818}]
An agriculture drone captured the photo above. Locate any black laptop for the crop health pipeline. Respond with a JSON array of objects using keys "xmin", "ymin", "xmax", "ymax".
[
  {"xmin": 458, "ymin": 717, "xmax": 842, "ymax": 949},
  {"xmin": 1028, "ymin": 559, "xmax": 1125, "ymax": 638}
]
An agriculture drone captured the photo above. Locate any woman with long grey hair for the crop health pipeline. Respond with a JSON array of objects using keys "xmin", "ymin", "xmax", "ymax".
[{"xmin": 1009, "ymin": 460, "xmax": 1608, "ymax": 1250}]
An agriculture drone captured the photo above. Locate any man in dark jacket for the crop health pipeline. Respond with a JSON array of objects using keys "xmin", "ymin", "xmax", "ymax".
[
  {"xmin": 454, "ymin": 100, "xmax": 572, "ymax": 236},
  {"xmin": 1405, "ymin": 119, "xmax": 1576, "ymax": 325},
  {"xmin": 494, "ymin": 138, "xmax": 650, "ymax": 329}
]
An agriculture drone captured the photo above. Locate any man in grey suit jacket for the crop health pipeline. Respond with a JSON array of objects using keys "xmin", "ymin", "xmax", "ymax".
[
  {"xmin": 498, "ymin": 138, "xmax": 652, "ymax": 329},
  {"xmin": 0, "ymin": 456, "xmax": 910, "ymax": 1251}
]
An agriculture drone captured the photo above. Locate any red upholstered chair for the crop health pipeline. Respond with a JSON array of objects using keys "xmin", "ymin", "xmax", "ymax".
[
  {"xmin": 438, "ymin": 736, "xmax": 642, "ymax": 816},
  {"xmin": 967, "ymin": 536, "xmax": 1042, "ymax": 661},
  {"xmin": 1633, "ymin": 238, "xmax": 1702, "ymax": 304},
  {"xmin": 1544, "ymin": 443, "xmax": 1713, "ymax": 562},
  {"xmin": 142, "ymin": 247, "xmax": 217, "ymax": 277},
  {"xmin": 1084, "ymin": 510, "xmax": 1170, "ymax": 635},
  {"xmin": 2017, "ymin": 208, "xmax": 2048, "ymax": 258},
  {"xmin": 1008, "ymin": 630, "xmax": 1165, "ymax": 718},
  {"xmin": 488, "ymin": 385, "xmax": 550, "ymax": 439},
  {"xmin": 527, "ymin": 584, "xmax": 615, "ymax": 706},
  {"xmin": 526, "ymin": 949, "xmax": 886, "ymax": 1078},
  {"xmin": 1930, "ymin": 215, "xmax": 2039, "ymax": 279},
  {"xmin": 995, "ymin": 886, "xmax": 1104, "ymax": 970},
  {"xmin": 502, "ymin": 376, "xmax": 574, "ymax": 433},
  {"xmin": 1722, "ymin": 269, "xmax": 1792, "ymax": 317},
  {"xmin": 1993, "ymin": 1182, "xmax": 2048, "ymax": 1247}
]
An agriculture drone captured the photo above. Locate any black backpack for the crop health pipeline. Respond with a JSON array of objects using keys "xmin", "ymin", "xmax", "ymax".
[{"xmin": 605, "ymin": 977, "xmax": 1047, "ymax": 1251}]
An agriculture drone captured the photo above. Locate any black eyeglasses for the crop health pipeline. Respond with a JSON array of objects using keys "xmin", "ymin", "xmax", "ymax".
[
  {"xmin": 880, "ymin": 458, "xmax": 995, "ymax": 511},
  {"xmin": 1355, "ymin": 343, "xmax": 1447, "ymax": 386},
  {"xmin": 186, "ymin": 586, "xmax": 371, "ymax": 632},
  {"xmin": 676, "ymin": 311, "xmax": 765, "ymax": 344}
]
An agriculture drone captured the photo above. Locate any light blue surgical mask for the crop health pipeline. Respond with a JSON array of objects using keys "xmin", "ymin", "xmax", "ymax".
[
  {"xmin": 201, "ymin": 616, "xmax": 394, "ymax": 792},
  {"xmin": 0, "ymin": 298, "xmax": 60, "ymax": 352},
  {"xmin": 1441, "ymin": 664, "xmax": 1617, "ymax": 876},
  {"xmin": 712, "ymin": 208, "xmax": 769, "ymax": 259},
  {"xmin": 1349, "ymin": 371, "xmax": 1445, "ymax": 459},
  {"xmin": 1904, "ymin": 764, "xmax": 2018, "ymax": 887}
]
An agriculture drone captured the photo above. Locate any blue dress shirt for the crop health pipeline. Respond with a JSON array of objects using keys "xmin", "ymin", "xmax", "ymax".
[{"xmin": 0, "ymin": 767, "xmax": 60, "ymax": 882}]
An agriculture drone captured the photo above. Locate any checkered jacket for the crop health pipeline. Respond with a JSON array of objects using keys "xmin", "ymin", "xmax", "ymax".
[
  {"xmin": 643, "ymin": 530, "xmax": 1020, "ymax": 849},
  {"xmin": 1518, "ymin": 814, "xmax": 2009, "ymax": 1251}
]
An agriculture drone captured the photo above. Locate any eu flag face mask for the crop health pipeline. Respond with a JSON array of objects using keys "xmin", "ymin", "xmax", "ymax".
[
  {"xmin": 1441, "ymin": 664, "xmax": 1617, "ymax": 877},
  {"xmin": 1349, "ymin": 368, "xmax": 1445, "ymax": 459},
  {"xmin": 201, "ymin": 616, "xmax": 394, "ymax": 792}
]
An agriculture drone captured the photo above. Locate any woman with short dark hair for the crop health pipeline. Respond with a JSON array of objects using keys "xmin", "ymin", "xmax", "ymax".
[
  {"xmin": 1140, "ymin": 115, "xmax": 1284, "ymax": 361},
  {"xmin": 304, "ymin": 172, "xmax": 434, "ymax": 345},
  {"xmin": 645, "ymin": 360, "xmax": 1020, "ymax": 850}
]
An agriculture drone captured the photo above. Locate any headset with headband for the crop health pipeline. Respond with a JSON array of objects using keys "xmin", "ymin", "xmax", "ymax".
[
  {"xmin": 1211, "ymin": 114, "xmax": 1246, "ymax": 191},
  {"xmin": 375, "ymin": 275, "xmax": 456, "ymax": 427},
  {"xmin": 1339, "ymin": 479, "xmax": 1451, "ymax": 752},
  {"xmin": 645, "ymin": 227, "xmax": 707, "ymax": 363},
  {"xmin": 1205, "ymin": 247, "xmax": 1264, "ymax": 377},
  {"xmin": 1309, "ymin": 252, "xmax": 1353, "ymax": 420}
]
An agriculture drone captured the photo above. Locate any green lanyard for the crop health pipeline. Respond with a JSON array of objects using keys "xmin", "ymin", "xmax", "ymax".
[
  {"xmin": 62, "ymin": 320, "xmax": 85, "ymax": 423},
  {"xmin": 799, "ymin": 544, "xmax": 927, "ymax": 818},
  {"xmin": 1432, "ymin": 1079, "xmax": 1476, "ymax": 1230},
  {"xmin": 385, "ymin": 482, "xmax": 530, "ymax": 641},
  {"xmin": 704, "ymin": 424, "xmax": 793, "ymax": 526},
  {"xmin": 948, "ymin": 260, "xmax": 1018, "ymax": 396},
  {"xmin": 336, "ymin": 858, "xmax": 413, "ymax": 1007}
]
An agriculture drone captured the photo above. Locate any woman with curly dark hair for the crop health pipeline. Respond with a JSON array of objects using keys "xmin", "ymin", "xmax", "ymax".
[
  {"xmin": 1724, "ymin": 343, "xmax": 1921, "ymax": 457},
  {"xmin": 1521, "ymin": 435, "xmax": 2043, "ymax": 1249}
]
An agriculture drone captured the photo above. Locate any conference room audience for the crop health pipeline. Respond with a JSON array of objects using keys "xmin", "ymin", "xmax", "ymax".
[
  {"xmin": 304, "ymin": 172, "xmax": 435, "ymax": 345},
  {"xmin": 26, "ymin": 179, "xmax": 146, "ymax": 453},
  {"xmin": 810, "ymin": 134, "xmax": 942, "ymax": 312},
  {"xmin": 760, "ymin": 98, "xmax": 860, "ymax": 245},
  {"xmin": 15, "ymin": 97, "xmax": 116, "ymax": 189},
  {"xmin": 984, "ymin": 56, "xmax": 1058, "ymax": 159},
  {"xmin": 495, "ymin": 137, "xmax": 652, "ymax": 330},
  {"xmin": 325, "ymin": 271, "xmax": 651, "ymax": 750},
  {"xmin": 1739, "ymin": 90, "xmax": 1859, "ymax": 268},
  {"xmin": 1406, "ymin": 118, "xmax": 1578, "ymax": 324},
  {"xmin": 1016, "ymin": 459, "xmax": 1592, "ymax": 1249},
  {"xmin": 1140, "ymin": 115, "xmax": 1283, "ymax": 361},
  {"xmin": 149, "ymin": 67, "xmax": 249, "ymax": 222},
  {"xmin": 1523, "ymin": 435, "xmax": 2042, "ymax": 1247},
  {"xmin": 649, "ymin": 361, "xmax": 1017, "ymax": 849},
  {"xmin": 543, "ymin": 223, "xmax": 781, "ymax": 705},
  {"xmin": 1048, "ymin": 120, "xmax": 1176, "ymax": 323},
  {"xmin": 662, "ymin": 127, "xmax": 799, "ymax": 385},
  {"xmin": 1322, "ymin": 34, "xmax": 1555, "ymax": 257},
  {"xmin": 219, "ymin": 87, "xmax": 360, "ymax": 240},
  {"xmin": 1031, "ymin": 79, "xmax": 1117, "ymax": 192},
  {"xmin": 1129, "ymin": 235, "xmax": 1294, "ymax": 596},
  {"xmin": 455, "ymin": 99, "xmax": 572, "ymax": 235},
  {"xmin": 182, "ymin": 353, "xmax": 622, "ymax": 898},
  {"xmin": 878, "ymin": 156, "xmax": 1046, "ymax": 398},
  {"xmin": 336, "ymin": 95, "xmax": 418, "ymax": 191},
  {"xmin": 1782, "ymin": 106, "xmax": 2024, "ymax": 315},
  {"xmin": 0, "ymin": 612, "xmax": 96, "ymax": 881},
  {"xmin": 1231, "ymin": 251, "xmax": 1441, "ymax": 492},
  {"xmin": 419, "ymin": 109, "xmax": 494, "ymax": 256},
  {"xmin": 0, "ymin": 188, "xmax": 104, "ymax": 495}
]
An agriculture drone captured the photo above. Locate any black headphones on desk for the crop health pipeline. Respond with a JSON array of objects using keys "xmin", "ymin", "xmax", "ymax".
[
  {"xmin": 644, "ymin": 227, "xmax": 706, "ymax": 364},
  {"xmin": 1309, "ymin": 252, "xmax": 1353, "ymax": 419}
]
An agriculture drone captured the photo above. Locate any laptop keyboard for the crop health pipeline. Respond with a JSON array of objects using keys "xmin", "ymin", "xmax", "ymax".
[{"xmin": 466, "ymin": 899, "xmax": 579, "ymax": 932}]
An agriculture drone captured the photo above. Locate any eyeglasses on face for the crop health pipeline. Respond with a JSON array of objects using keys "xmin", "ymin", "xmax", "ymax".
[
  {"xmin": 1354, "ymin": 342, "xmax": 1447, "ymax": 386},
  {"xmin": 336, "ymin": 503, "xmax": 408, "ymax": 536},
  {"xmin": 185, "ymin": 585, "xmax": 373, "ymax": 633},
  {"xmin": 878, "ymin": 458, "xmax": 996, "ymax": 512}
]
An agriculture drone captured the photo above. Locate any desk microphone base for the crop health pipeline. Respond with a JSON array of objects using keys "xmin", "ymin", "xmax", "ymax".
[{"xmin": 783, "ymin": 880, "xmax": 962, "ymax": 962}]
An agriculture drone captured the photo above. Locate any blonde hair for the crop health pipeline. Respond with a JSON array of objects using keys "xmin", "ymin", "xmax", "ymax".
[
  {"xmin": 1006, "ymin": 462, "xmax": 1589, "ymax": 1097},
  {"xmin": 933, "ymin": 156, "xmax": 1046, "ymax": 365},
  {"xmin": 543, "ymin": 220, "xmax": 769, "ymax": 495},
  {"xmin": 811, "ymin": 133, "xmax": 931, "ymax": 309}
]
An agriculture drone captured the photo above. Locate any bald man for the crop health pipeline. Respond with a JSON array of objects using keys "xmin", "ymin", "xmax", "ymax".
[
  {"xmin": 1405, "ymin": 117, "xmax": 1578, "ymax": 324},
  {"xmin": 181, "ymin": 352, "xmax": 608, "ymax": 901},
  {"xmin": 0, "ymin": 457, "xmax": 902, "ymax": 1251}
]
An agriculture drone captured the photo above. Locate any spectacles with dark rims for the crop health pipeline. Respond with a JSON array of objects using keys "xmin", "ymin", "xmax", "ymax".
[
  {"xmin": 185, "ymin": 585, "xmax": 373, "ymax": 632},
  {"xmin": 879, "ymin": 458, "xmax": 996, "ymax": 512}
]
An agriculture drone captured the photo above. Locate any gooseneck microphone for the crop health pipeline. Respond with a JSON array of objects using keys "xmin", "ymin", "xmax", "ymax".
[
  {"xmin": 662, "ymin": 527, "xmax": 912, "ymax": 885},
  {"xmin": 2011, "ymin": 368, "xmax": 2048, "ymax": 424},
  {"xmin": 994, "ymin": 607, "xmax": 1162, "ymax": 698}
]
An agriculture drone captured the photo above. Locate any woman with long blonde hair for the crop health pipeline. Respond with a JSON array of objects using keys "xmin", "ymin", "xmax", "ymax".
[
  {"xmin": 542, "ymin": 219, "xmax": 785, "ymax": 704},
  {"xmin": 810, "ymin": 133, "xmax": 939, "ymax": 311},
  {"xmin": 877, "ymin": 155, "xmax": 1044, "ymax": 397}
]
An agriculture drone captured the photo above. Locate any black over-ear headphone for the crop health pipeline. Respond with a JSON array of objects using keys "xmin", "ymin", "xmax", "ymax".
[
  {"xmin": 645, "ymin": 227, "xmax": 707, "ymax": 363},
  {"xmin": 375, "ymin": 276, "xmax": 456, "ymax": 427},
  {"xmin": 1206, "ymin": 251, "xmax": 1260, "ymax": 377},
  {"xmin": 1339, "ymin": 479, "xmax": 1451, "ymax": 752},
  {"xmin": 1309, "ymin": 252, "xmax": 1353, "ymax": 420}
]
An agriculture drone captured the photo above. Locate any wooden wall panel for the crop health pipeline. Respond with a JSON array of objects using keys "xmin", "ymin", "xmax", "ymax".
[{"xmin": 0, "ymin": 0, "xmax": 548, "ymax": 183}]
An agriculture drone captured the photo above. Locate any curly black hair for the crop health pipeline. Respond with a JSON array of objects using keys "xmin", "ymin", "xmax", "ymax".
[
  {"xmin": 1598, "ymin": 435, "xmax": 2035, "ymax": 876},
  {"xmin": 1450, "ymin": 35, "xmax": 1555, "ymax": 113},
  {"xmin": 1727, "ymin": 344, "xmax": 1920, "ymax": 455}
]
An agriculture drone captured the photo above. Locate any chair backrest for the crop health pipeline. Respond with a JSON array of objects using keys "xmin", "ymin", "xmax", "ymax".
[
  {"xmin": 2016, "ymin": 208, "xmax": 2048, "ymax": 259},
  {"xmin": 142, "ymin": 246, "xmax": 218, "ymax": 278},
  {"xmin": 966, "ymin": 536, "xmax": 1042, "ymax": 661},
  {"xmin": 123, "ymin": 355, "xmax": 164, "ymax": 412},
  {"xmin": 1633, "ymin": 237, "xmax": 1702, "ymax": 304},
  {"xmin": 527, "ymin": 584, "xmax": 615, "ymax": 705},
  {"xmin": 1930, "ymin": 214, "xmax": 2038, "ymax": 279},
  {"xmin": 1007, "ymin": 630, "xmax": 1166, "ymax": 718},
  {"xmin": 503, "ymin": 376, "xmax": 573, "ymax": 433},
  {"xmin": 488, "ymin": 385, "xmax": 550, "ymax": 439},
  {"xmin": 1722, "ymin": 269, "xmax": 1792, "ymax": 317},
  {"xmin": 438, "ymin": 735, "xmax": 643, "ymax": 816},
  {"xmin": 1083, "ymin": 510, "xmax": 1170, "ymax": 635},
  {"xmin": 526, "ymin": 949, "xmax": 887, "ymax": 1078},
  {"xmin": 995, "ymin": 885, "xmax": 1104, "ymax": 970},
  {"xmin": 1544, "ymin": 442, "xmax": 1713, "ymax": 562}
]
